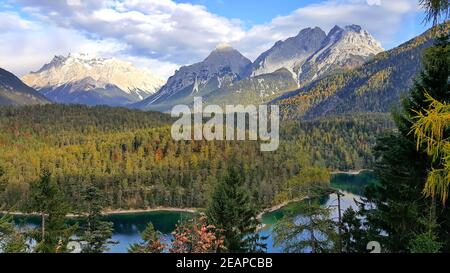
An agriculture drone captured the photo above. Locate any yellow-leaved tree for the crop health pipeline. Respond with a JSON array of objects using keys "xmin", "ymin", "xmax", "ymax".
[{"xmin": 412, "ymin": 92, "xmax": 450, "ymax": 203}]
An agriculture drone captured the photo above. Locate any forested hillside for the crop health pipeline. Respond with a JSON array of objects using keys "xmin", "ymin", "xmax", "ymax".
[{"xmin": 0, "ymin": 105, "xmax": 393, "ymax": 211}]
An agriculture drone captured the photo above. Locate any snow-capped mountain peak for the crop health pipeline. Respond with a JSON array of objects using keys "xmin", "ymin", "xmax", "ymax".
[{"xmin": 22, "ymin": 53, "xmax": 165, "ymax": 105}]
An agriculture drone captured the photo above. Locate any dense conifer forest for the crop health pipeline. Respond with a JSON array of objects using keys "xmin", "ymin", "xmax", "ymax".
[{"xmin": 0, "ymin": 104, "xmax": 393, "ymax": 211}]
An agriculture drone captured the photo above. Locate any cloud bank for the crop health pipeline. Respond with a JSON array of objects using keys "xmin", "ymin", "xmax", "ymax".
[{"xmin": 0, "ymin": 0, "xmax": 423, "ymax": 79}]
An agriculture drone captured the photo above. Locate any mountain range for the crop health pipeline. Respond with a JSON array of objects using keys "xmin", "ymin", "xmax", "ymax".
[
  {"xmin": 0, "ymin": 68, "xmax": 50, "ymax": 106},
  {"xmin": 135, "ymin": 24, "xmax": 383, "ymax": 111},
  {"xmin": 1, "ymin": 22, "xmax": 447, "ymax": 118},
  {"xmin": 22, "ymin": 53, "xmax": 164, "ymax": 106},
  {"xmin": 275, "ymin": 22, "xmax": 449, "ymax": 120}
]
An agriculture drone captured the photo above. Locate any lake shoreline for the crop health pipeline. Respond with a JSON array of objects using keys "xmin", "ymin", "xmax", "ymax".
[
  {"xmin": 1, "ymin": 171, "xmax": 371, "ymax": 218},
  {"xmin": 1, "ymin": 207, "xmax": 198, "ymax": 218},
  {"xmin": 3, "ymin": 202, "xmax": 300, "ymax": 219},
  {"xmin": 257, "ymin": 198, "xmax": 305, "ymax": 220},
  {"xmin": 331, "ymin": 169, "xmax": 372, "ymax": 175},
  {"xmin": 103, "ymin": 207, "xmax": 198, "ymax": 215}
]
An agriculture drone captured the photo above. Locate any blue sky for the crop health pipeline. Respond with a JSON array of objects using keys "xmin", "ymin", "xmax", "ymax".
[
  {"xmin": 175, "ymin": 0, "xmax": 321, "ymax": 25},
  {"xmin": 175, "ymin": 0, "xmax": 429, "ymax": 47},
  {"xmin": 0, "ymin": 0, "xmax": 431, "ymax": 78}
]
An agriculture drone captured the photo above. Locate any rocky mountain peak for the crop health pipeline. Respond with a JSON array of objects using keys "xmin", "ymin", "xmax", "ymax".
[
  {"xmin": 133, "ymin": 45, "xmax": 252, "ymax": 109},
  {"xmin": 250, "ymin": 26, "xmax": 327, "ymax": 77},
  {"xmin": 345, "ymin": 24, "xmax": 362, "ymax": 33},
  {"xmin": 298, "ymin": 24, "xmax": 384, "ymax": 84},
  {"xmin": 22, "ymin": 53, "xmax": 165, "ymax": 106},
  {"xmin": 328, "ymin": 25, "xmax": 344, "ymax": 36}
]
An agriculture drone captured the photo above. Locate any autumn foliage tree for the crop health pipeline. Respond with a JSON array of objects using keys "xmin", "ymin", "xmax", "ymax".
[{"xmin": 170, "ymin": 214, "xmax": 225, "ymax": 253}]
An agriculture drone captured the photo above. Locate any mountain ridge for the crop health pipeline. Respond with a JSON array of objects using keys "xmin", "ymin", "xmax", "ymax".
[
  {"xmin": 133, "ymin": 44, "xmax": 252, "ymax": 110},
  {"xmin": 296, "ymin": 24, "xmax": 384, "ymax": 85},
  {"xmin": 135, "ymin": 24, "xmax": 383, "ymax": 111},
  {"xmin": 0, "ymin": 67, "xmax": 50, "ymax": 106},
  {"xmin": 275, "ymin": 22, "xmax": 450, "ymax": 120},
  {"xmin": 251, "ymin": 27, "xmax": 327, "ymax": 78}
]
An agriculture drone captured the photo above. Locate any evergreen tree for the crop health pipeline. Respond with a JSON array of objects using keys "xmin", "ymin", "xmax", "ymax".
[
  {"xmin": 408, "ymin": 213, "xmax": 442, "ymax": 253},
  {"xmin": 79, "ymin": 185, "xmax": 115, "ymax": 253},
  {"xmin": 341, "ymin": 207, "xmax": 369, "ymax": 253},
  {"xmin": 207, "ymin": 167, "xmax": 266, "ymax": 253},
  {"xmin": 362, "ymin": 35, "xmax": 450, "ymax": 252},
  {"xmin": 274, "ymin": 166, "xmax": 339, "ymax": 253},
  {"xmin": 0, "ymin": 214, "xmax": 27, "ymax": 253},
  {"xmin": 420, "ymin": 0, "xmax": 449, "ymax": 24},
  {"xmin": 29, "ymin": 170, "xmax": 75, "ymax": 253},
  {"xmin": 128, "ymin": 223, "xmax": 165, "ymax": 253},
  {"xmin": 399, "ymin": 34, "xmax": 450, "ymax": 136},
  {"xmin": 0, "ymin": 166, "xmax": 5, "ymax": 191},
  {"xmin": 273, "ymin": 200, "xmax": 338, "ymax": 253}
]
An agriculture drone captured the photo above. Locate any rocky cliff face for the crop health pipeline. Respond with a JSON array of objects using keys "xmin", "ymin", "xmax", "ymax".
[
  {"xmin": 134, "ymin": 43, "xmax": 252, "ymax": 109},
  {"xmin": 251, "ymin": 27, "xmax": 327, "ymax": 78},
  {"xmin": 297, "ymin": 25, "xmax": 384, "ymax": 85},
  {"xmin": 134, "ymin": 24, "xmax": 383, "ymax": 111},
  {"xmin": 275, "ymin": 23, "xmax": 449, "ymax": 120}
]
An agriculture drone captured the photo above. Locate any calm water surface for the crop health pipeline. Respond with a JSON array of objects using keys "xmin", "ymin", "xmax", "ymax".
[{"xmin": 11, "ymin": 171, "xmax": 378, "ymax": 253}]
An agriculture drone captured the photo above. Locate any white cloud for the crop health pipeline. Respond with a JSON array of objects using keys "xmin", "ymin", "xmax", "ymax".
[
  {"xmin": 0, "ymin": 0, "xmax": 424, "ymax": 80},
  {"xmin": 14, "ymin": 0, "xmax": 246, "ymax": 64},
  {"xmin": 0, "ymin": 11, "xmax": 31, "ymax": 32},
  {"xmin": 237, "ymin": 0, "xmax": 421, "ymax": 59},
  {"xmin": 0, "ymin": 15, "xmax": 126, "ymax": 76}
]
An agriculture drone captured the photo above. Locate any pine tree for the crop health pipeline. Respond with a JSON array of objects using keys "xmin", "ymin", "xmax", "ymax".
[
  {"xmin": 207, "ymin": 167, "xmax": 266, "ymax": 253},
  {"xmin": 408, "ymin": 211, "xmax": 442, "ymax": 253},
  {"xmin": 363, "ymin": 35, "xmax": 450, "ymax": 252},
  {"xmin": 128, "ymin": 223, "xmax": 165, "ymax": 253},
  {"xmin": 398, "ymin": 34, "xmax": 450, "ymax": 136},
  {"xmin": 0, "ymin": 214, "xmax": 27, "ymax": 253},
  {"xmin": 0, "ymin": 166, "xmax": 6, "ymax": 194},
  {"xmin": 29, "ymin": 170, "xmax": 76, "ymax": 253},
  {"xmin": 79, "ymin": 185, "xmax": 115, "ymax": 253},
  {"xmin": 341, "ymin": 207, "xmax": 368, "ymax": 253},
  {"xmin": 273, "ymin": 200, "xmax": 338, "ymax": 253},
  {"xmin": 420, "ymin": 0, "xmax": 449, "ymax": 24}
]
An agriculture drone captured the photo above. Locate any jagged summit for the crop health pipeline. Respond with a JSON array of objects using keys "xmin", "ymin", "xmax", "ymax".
[
  {"xmin": 328, "ymin": 25, "xmax": 344, "ymax": 35},
  {"xmin": 250, "ymin": 26, "xmax": 327, "ymax": 77},
  {"xmin": 133, "ymin": 46, "xmax": 252, "ymax": 110},
  {"xmin": 345, "ymin": 24, "xmax": 362, "ymax": 32},
  {"xmin": 22, "ymin": 53, "xmax": 165, "ymax": 106},
  {"xmin": 297, "ymin": 24, "xmax": 384, "ymax": 84},
  {"xmin": 133, "ymin": 23, "xmax": 384, "ymax": 111},
  {"xmin": 250, "ymin": 24, "xmax": 383, "ymax": 81}
]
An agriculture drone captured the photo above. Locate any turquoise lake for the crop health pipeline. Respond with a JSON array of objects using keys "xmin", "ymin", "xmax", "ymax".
[{"xmin": 10, "ymin": 171, "xmax": 377, "ymax": 253}]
